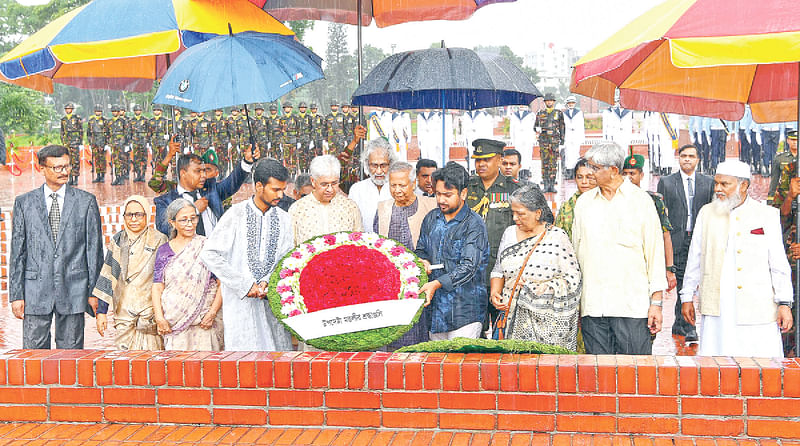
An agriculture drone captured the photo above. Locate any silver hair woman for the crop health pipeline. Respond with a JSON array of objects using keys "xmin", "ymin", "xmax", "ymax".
[{"xmin": 489, "ymin": 184, "xmax": 582, "ymax": 350}]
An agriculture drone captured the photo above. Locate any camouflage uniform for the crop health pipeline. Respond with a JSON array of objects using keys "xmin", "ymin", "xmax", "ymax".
[
  {"xmin": 233, "ymin": 114, "xmax": 251, "ymax": 164},
  {"xmin": 226, "ymin": 112, "xmax": 241, "ymax": 166},
  {"xmin": 86, "ymin": 114, "xmax": 108, "ymax": 179},
  {"xmin": 310, "ymin": 107, "xmax": 326, "ymax": 157},
  {"xmin": 647, "ymin": 191, "xmax": 673, "ymax": 234},
  {"xmin": 191, "ymin": 115, "xmax": 212, "ymax": 154},
  {"xmin": 769, "ymin": 150, "xmax": 796, "ymax": 204},
  {"xmin": 326, "ymin": 111, "xmax": 346, "ymax": 155},
  {"xmin": 60, "ymin": 110, "xmax": 83, "ymax": 179},
  {"xmin": 109, "ymin": 115, "xmax": 129, "ymax": 182},
  {"xmin": 554, "ymin": 191, "xmax": 581, "ymax": 240},
  {"xmin": 534, "ymin": 107, "xmax": 565, "ymax": 190},
  {"xmin": 211, "ymin": 114, "xmax": 231, "ymax": 177},
  {"xmin": 149, "ymin": 114, "xmax": 170, "ymax": 168},
  {"xmin": 280, "ymin": 108, "xmax": 300, "ymax": 171},
  {"xmin": 129, "ymin": 113, "xmax": 150, "ymax": 181},
  {"xmin": 296, "ymin": 106, "xmax": 313, "ymax": 172},
  {"xmin": 250, "ymin": 112, "xmax": 270, "ymax": 159},
  {"xmin": 344, "ymin": 108, "xmax": 357, "ymax": 141},
  {"xmin": 771, "ymin": 159, "xmax": 799, "ymax": 355},
  {"xmin": 266, "ymin": 111, "xmax": 282, "ymax": 159}
]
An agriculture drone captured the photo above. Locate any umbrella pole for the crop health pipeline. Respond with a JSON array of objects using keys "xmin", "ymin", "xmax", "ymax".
[
  {"xmin": 356, "ymin": 0, "xmax": 364, "ymax": 179},
  {"xmin": 244, "ymin": 104, "xmax": 257, "ymax": 159},
  {"xmin": 795, "ymin": 61, "xmax": 799, "ymax": 355},
  {"xmin": 442, "ymin": 92, "xmax": 446, "ymax": 167}
]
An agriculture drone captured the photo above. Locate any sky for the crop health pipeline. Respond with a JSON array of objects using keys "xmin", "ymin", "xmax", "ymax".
[{"xmin": 301, "ymin": 0, "xmax": 664, "ymax": 61}]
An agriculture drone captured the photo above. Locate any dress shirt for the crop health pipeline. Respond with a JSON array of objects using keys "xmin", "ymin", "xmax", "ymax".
[
  {"xmin": 44, "ymin": 184, "xmax": 66, "ymax": 217},
  {"xmin": 572, "ymin": 179, "xmax": 667, "ymax": 318},
  {"xmin": 349, "ymin": 178, "xmax": 392, "ymax": 230},
  {"xmin": 177, "ymin": 184, "xmax": 216, "ymax": 234},
  {"xmin": 679, "ymin": 169, "xmax": 696, "ymax": 230}
]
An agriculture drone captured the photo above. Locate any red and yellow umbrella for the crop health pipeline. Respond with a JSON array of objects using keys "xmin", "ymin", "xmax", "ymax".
[{"xmin": 571, "ymin": 0, "xmax": 800, "ymax": 122}]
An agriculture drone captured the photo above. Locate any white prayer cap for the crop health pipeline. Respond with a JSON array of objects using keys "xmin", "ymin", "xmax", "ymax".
[
  {"xmin": 715, "ymin": 160, "xmax": 751, "ymax": 179},
  {"xmin": 566, "ymin": 95, "xmax": 577, "ymax": 103}
]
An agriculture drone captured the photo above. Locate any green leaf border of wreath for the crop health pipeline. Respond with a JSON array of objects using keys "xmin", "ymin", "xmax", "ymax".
[{"xmin": 267, "ymin": 231, "xmax": 429, "ymax": 351}]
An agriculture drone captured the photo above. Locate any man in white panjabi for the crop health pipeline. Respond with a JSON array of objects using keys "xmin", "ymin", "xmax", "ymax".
[
  {"xmin": 288, "ymin": 154, "xmax": 363, "ymax": 245},
  {"xmin": 200, "ymin": 159, "xmax": 294, "ymax": 351},
  {"xmin": 681, "ymin": 160, "xmax": 794, "ymax": 357},
  {"xmin": 349, "ymin": 138, "xmax": 396, "ymax": 230}
]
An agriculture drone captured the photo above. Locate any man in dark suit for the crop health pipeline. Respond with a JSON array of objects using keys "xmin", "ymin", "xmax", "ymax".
[
  {"xmin": 656, "ymin": 144, "xmax": 714, "ymax": 343},
  {"xmin": 10, "ymin": 145, "xmax": 103, "ymax": 349},
  {"xmin": 154, "ymin": 143, "xmax": 256, "ymax": 236}
]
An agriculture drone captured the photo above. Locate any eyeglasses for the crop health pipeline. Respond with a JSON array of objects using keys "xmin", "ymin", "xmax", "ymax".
[
  {"xmin": 586, "ymin": 162, "xmax": 608, "ymax": 172},
  {"xmin": 123, "ymin": 212, "xmax": 146, "ymax": 220},
  {"xmin": 175, "ymin": 215, "xmax": 199, "ymax": 226},
  {"xmin": 317, "ymin": 180, "xmax": 339, "ymax": 190},
  {"xmin": 44, "ymin": 164, "xmax": 72, "ymax": 174},
  {"xmin": 369, "ymin": 162, "xmax": 390, "ymax": 170}
]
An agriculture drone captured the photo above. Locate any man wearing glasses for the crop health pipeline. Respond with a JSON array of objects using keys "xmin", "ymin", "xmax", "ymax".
[
  {"xmin": 10, "ymin": 145, "xmax": 103, "ymax": 349},
  {"xmin": 348, "ymin": 138, "xmax": 396, "ymax": 231},
  {"xmin": 288, "ymin": 154, "xmax": 363, "ymax": 245}
]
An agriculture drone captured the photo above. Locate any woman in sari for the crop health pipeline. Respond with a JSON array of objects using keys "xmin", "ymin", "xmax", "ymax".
[
  {"xmin": 92, "ymin": 195, "xmax": 167, "ymax": 350},
  {"xmin": 554, "ymin": 158, "xmax": 596, "ymax": 240},
  {"xmin": 152, "ymin": 198, "xmax": 224, "ymax": 350},
  {"xmin": 490, "ymin": 185, "xmax": 581, "ymax": 350}
]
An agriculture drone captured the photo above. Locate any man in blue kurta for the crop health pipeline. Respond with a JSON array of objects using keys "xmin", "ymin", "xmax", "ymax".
[{"xmin": 415, "ymin": 162, "xmax": 490, "ymax": 340}]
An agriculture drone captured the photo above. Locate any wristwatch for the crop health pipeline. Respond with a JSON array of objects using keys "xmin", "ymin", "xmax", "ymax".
[
  {"xmin": 666, "ymin": 265, "xmax": 676, "ymax": 273},
  {"xmin": 779, "ymin": 301, "xmax": 794, "ymax": 309}
]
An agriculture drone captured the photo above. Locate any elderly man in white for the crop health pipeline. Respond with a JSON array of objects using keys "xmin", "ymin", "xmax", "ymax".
[
  {"xmin": 349, "ymin": 138, "xmax": 397, "ymax": 231},
  {"xmin": 681, "ymin": 160, "xmax": 793, "ymax": 357}
]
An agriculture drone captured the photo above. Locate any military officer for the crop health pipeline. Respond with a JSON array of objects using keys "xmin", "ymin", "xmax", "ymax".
[
  {"xmin": 309, "ymin": 103, "xmax": 326, "ymax": 157},
  {"xmin": 128, "ymin": 105, "xmax": 150, "ymax": 182},
  {"xmin": 341, "ymin": 104, "xmax": 353, "ymax": 140},
  {"xmin": 326, "ymin": 103, "xmax": 346, "ymax": 155},
  {"xmin": 279, "ymin": 102, "xmax": 299, "ymax": 171},
  {"xmin": 170, "ymin": 108, "xmax": 187, "ymax": 145},
  {"xmin": 534, "ymin": 93, "xmax": 565, "ymax": 193},
  {"xmin": 345, "ymin": 104, "xmax": 359, "ymax": 141},
  {"xmin": 211, "ymin": 108, "xmax": 231, "ymax": 177},
  {"xmin": 60, "ymin": 102, "xmax": 84, "ymax": 185},
  {"xmin": 86, "ymin": 104, "xmax": 109, "ymax": 183},
  {"xmin": 770, "ymin": 130, "xmax": 798, "ymax": 204},
  {"xmin": 108, "ymin": 104, "xmax": 129, "ymax": 185},
  {"xmin": 296, "ymin": 102, "xmax": 313, "ymax": 172},
  {"xmin": 265, "ymin": 104, "xmax": 281, "ymax": 159},
  {"xmin": 191, "ymin": 111, "xmax": 212, "ymax": 154},
  {"xmin": 149, "ymin": 105, "xmax": 170, "ymax": 174}
]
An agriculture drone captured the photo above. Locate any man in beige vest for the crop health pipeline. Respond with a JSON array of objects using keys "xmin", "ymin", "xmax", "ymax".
[{"xmin": 681, "ymin": 160, "xmax": 793, "ymax": 357}]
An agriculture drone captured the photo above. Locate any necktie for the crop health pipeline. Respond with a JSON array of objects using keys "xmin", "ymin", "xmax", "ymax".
[
  {"xmin": 184, "ymin": 191, "xmax": 206, "ymax": 236},
  {"xmin": 687, "ymin": 178, "xmax": 695, "ymax": 230},
  {"xmin": 49, "ymin": 193, "xmax": 60, "ymax": 244}
]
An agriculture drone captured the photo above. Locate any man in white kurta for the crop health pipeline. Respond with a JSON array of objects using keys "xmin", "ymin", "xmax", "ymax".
[
  {"xmin": 563, "ymin": 96, "xmax": 584, "ymax": 176},
  {"xmin": 680, "ymin": 160, "xmax": 793, "ymax": 357},
  {"xmin": 200, "ymin": 159, "xmax": 294, "ymax": 351},
  {"xmin": 349, "ymin": 138, "xmax": 396, "ymax": 230}
]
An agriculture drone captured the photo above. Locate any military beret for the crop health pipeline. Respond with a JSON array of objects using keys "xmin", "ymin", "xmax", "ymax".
[
  {"xmin": 202, "ymin": 149, "xmax": 218, "ymax": 166},
  {"xmin": 64, "ymin": 102, "xmax": 75, "ymax": 109},
  {"xmin": 299, "ymin": 102, "xmax": 307, "ymax": 108},
  {"xmin": 471, "ymin": 138, "xmax": 506, "ymax": 159},
  {"xmin": 283, "ymin": 102, "xmax": 293, "ymax": 108},
  {"xmin": 254, "ymin": 103, "xmax": 264, "ymax": 110},
  {"xmin": 133, "ymin": 104, "xmax": 142, "ymax": 111},
  {"xmin": 623, "ymin": 154, "xmax": 645, "ymax": 170},
  {"xmin": 310, "ymin": 103, "xmax": 318, "ymax": 109},
  {"xmin": 788, "ymin": 130, "xmax": 798, "ymax": 140},
  {"xmin": 269, "ymin": 104, "xmax": 278, "ymax": 111},
  {"xmin": 341, "ymin": 104, "xmax": 350, "ymax": 107},
  {"xmin": 94, "ymin": 104, "xmax": 103, "ymax": 112},
  {"xmin": 543, "ymin": 93, "xmax": 556, "ymax": 101},
  {"xmin": 152, "ymin": 104, "xmax": 163, "ymax": 111}
]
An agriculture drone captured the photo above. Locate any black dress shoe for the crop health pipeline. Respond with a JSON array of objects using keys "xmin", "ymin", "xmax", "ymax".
[
  {"xmin": 111, "ymin": 177, "xmax": 122, "ymax": 186},
  {"xmin": 685, "ymin": 331, "xmax": 699, "ymax": 343}
]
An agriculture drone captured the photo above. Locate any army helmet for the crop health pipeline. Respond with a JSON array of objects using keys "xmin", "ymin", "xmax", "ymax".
[
  {"xmin": 133, "ymin": 104, "xmax": 142, "ymax": 112},
  {"xmin": 269, "ymin": 104, "xmax": 278, "ymax": 111},
  {"xmin": 111, "ymin": 104, "xmax": 120, "ymax": 112},
  {"xmin": 254, "ymin": 103, "xmax": 264, "ymax": 110},
  {"xmin": 299, "ymin": 101, "xmax": 307, "ymax": 108},
  {"xmin": 283, "ymin": 102, "xmax": 293, "ymax": 108},
  {"xmin": 543, "ymin": 92, "xmax": 556, "ymax": 102},
  {"xmin": 310, "ymin": 103, "xmax": 318, "ymax": 109},
  {"xmin": 64, "ymin": 102, "xmax": 75, "ymax": 110},
  {"xmin": 152, "ymin": 104, "xmax": 163, "ymax": 111},
  {"xmin": 94, "ymin": 104, "xmax": 103, "ymax": 112}
]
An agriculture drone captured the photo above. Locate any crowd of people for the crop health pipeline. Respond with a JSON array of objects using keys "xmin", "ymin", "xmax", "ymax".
[{"xmin": 8, "ymin": 125, "xmax": 798, "ymax": 358}]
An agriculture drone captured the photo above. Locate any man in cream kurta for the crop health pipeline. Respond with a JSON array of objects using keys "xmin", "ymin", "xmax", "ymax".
[
  {"xmin": 573, "ymin": 141, "xmax": 666, "ymax": 355},
  {"xmin": 200, "ymin": 159, "xmax": 294, "ymax": 351},
  {"xmin": 680, "ymin": 160, "xmax": 793, "ymax": 357}
]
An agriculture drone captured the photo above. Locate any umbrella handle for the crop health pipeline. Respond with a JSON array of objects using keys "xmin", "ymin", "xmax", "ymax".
[{"xmin": 243, "ymin": 104, "xmax": 257, "ymax": 155}]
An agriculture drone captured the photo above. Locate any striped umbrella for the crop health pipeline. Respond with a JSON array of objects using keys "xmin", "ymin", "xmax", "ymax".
[
  {"xmin": 571, "ymin": 0, "xmax": 800, "ymax": 123},
  {"xmin": 0, "ymin": 0, "xmax": 294, "ymax": 93}
]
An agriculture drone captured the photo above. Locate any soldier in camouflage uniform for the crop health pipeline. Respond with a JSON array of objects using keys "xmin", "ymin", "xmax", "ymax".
[
  {"xmin": 149, "ymin": 104, "xmax": 170, "ymax": 174},
  {"xmin": 554, "ymin": 158, "xmax": 596, "ymax": 239},
  {"xmin": 86, "ymin": 104, "xmax": 109, "ymax": 183},
  {"xmin": 534, "ymin": 92, "xmax": 565, "ymax": 193},
  {"xmin": 191, "ymin": 111, "xmax": 212, "ymax": 154},
  {"xmin": 211, "ymin": 108, "xmax": 231, "ymax": 177},
  {"xmin": 341, "ymin": 104, "xmax": 353, "ymax": 141},
  {"xmin": 346, "ymin": 105, "xmax": 359, "ymax": 141},
  {"xmin": 250, "ymin": 104, "xmax": 270, "ymax": 160},
  {"xmin": 770, "ymin": 130, "xmax": 799, "ymax": 356},
  {"xmin": 266, "ymin": 104, "xmax": 282, "ymax": 159},
  {"xmin": 227, "ymin": 107, "xmax": 242, "ymax": 166},
  {"xmin": 280, "ymin": 102, "xmax": 299, "ymax": 171},
  {"xmin": 109, "ymin": 105, "xmax": 129, "ymax": 185},
  {"xmin": 185, "ymin": 111, "xmax": 198, "ymax": 147},
  {"xmin": 326, "ymin": 103, "xmax": 346, "ymax": 155},
  {"xmin": 296, "ymin": 102, "xmax": 313, "ymax": 172},
  {"xmin": 309, "ymin": 103, "xmax": 326, "ymax": 157},
  {"xmin": 60, "ymin": 102, "xmax": 83, "ymax": 185},
  {"xmin": 129, "ymin": 105, "xmax": 150, "ymax": 182}
]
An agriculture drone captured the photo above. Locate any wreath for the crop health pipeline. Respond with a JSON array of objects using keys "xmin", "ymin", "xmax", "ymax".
[{"xmin": 267, "ymin": 231, "xmax": 428, "ymax": 351}]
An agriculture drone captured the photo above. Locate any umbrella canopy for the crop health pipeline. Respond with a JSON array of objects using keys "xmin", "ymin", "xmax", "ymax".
[
  {"xmin": 0, "ymin": 0, "xmax": 293, "ymax": 93},
  {"xmin": 250, "ymin": 0, "xmax": 514, "ymax": 28},
  {"xmin": 351, "ymin": 47, "xmax": 541, "ymax": 110},
  {"xmin": 153, "ymin": 31, "xmax": 323, "ymax": 112},
  {"xmin": 571, "ymin": 0, "xmax": 800, "ymax": 123}
]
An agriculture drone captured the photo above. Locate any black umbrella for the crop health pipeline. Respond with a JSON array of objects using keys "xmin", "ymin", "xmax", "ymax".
[{"xmin": 352, "ymin": 46, "xmax": 541, "ymax": 166}]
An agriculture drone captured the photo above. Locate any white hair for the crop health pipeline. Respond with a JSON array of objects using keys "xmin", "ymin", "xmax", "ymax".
[
  {"xmin": 309, "ymin": 154, "xmax": 341, "ymax": 179},
  {"xmin": 585, "ymin": 140, "xmax": 626, "ymax": 172},
  {"xmin": 360, "ymin": 138, "xmax": 397, "ymax": 172},
  {"xmin": 387, "ymin": 161, "xmax": 416, "ymax": 182}
]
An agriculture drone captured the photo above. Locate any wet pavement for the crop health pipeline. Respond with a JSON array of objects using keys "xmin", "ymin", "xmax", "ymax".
[{"xmin": 0, "ymin": 153, "xmax": 773, "ymax": 354}]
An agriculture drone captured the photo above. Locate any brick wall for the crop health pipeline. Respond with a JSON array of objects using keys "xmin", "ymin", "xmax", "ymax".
[{"xmin": 0, "ymin": 350, "xmax": 797, "ymax": 438}]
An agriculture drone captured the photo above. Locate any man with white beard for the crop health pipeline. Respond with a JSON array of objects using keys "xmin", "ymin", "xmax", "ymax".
[
  {"xmin": 349, "ymin": 138, "xmax": 397, "ymax": 230},
  {"xmin": 680, "ymin": 160, "xmax": 793, "ymax": 357}
]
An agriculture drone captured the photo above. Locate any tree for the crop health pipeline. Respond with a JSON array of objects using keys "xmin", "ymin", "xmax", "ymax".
[
  {"xmin": 288, "ymin": 20, "xmax": 314, "ymax": 44},
  {"xmin": 473, "ymin": 45, "xmax": 540, "ymax": 84},
  {"xmin": 0, "ymin": 0, "xmax": 89, "ymax": 54},
  {"xmin": 0, "ymin": 83, "xmax": 53, "ymax": 135},
  {"xmin": 361, "ymin": 44, "xmax": 388, "ymax": 77}
]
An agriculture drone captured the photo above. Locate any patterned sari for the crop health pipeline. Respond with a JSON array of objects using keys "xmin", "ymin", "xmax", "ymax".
[
  {"xmin": 498, "ymin": 225, "xmax": 581, "ymax": 350},
  {"xmin": 160, "ymin": 236, "xmax": 223, "ymax": 350}
]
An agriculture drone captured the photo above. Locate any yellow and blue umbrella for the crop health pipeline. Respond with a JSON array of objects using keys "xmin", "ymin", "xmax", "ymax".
[{"xmin": 0, "ymin": 0, "xmax": 293, "ymax": 93}]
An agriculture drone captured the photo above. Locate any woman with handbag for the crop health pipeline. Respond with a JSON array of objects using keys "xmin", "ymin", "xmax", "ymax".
[{"xmin": 490, "ymin": 185, "xmax": 581, "ymax": 350}]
